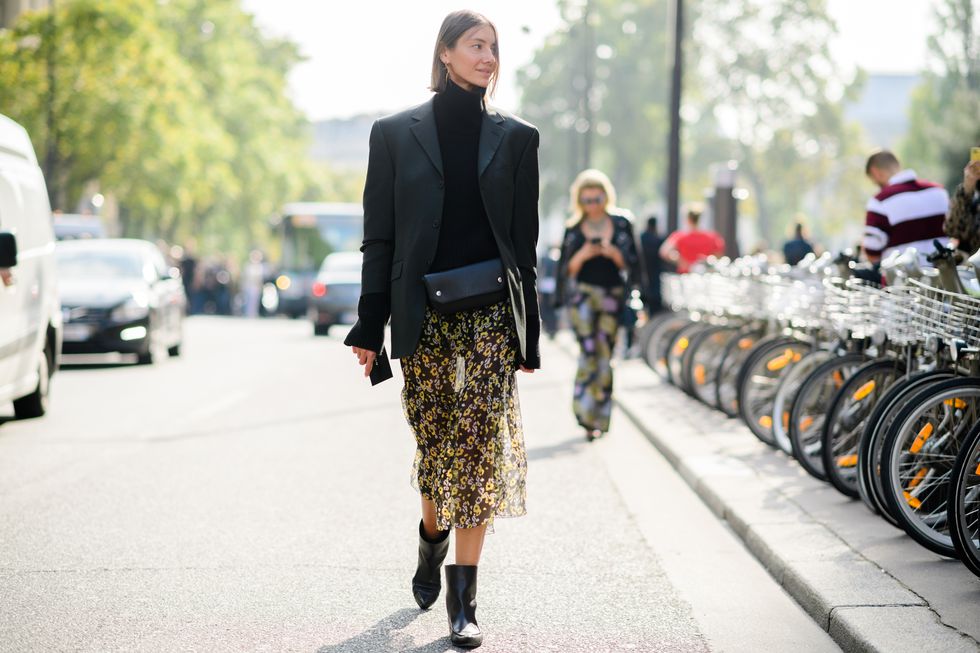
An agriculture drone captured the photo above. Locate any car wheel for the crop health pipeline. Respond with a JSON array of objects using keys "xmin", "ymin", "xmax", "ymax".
[
  {"xmin": 167, "ymin": 343, "xmax": 181, "ymax": 357},
  {"xmin": 13, "ymin": 343, "xmax": 51, "ymax": 419},
  {"xmin": 313, "ymin": 322, "xmax": 332, "ymax": 336}
]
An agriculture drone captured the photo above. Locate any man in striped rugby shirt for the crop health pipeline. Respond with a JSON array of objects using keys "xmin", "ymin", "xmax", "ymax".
[{"xmin": 862, "ymin": 150, "xmax": 949, "ymax": 264}]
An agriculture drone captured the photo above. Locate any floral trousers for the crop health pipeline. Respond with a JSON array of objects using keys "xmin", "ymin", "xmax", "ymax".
[
  {"xmin": 568, "ymin": 282, "xmax": 624, "ymax": 433},
  {"xmin": 400, "ymin": 300, "xmax": 527, "ymax": 531}
]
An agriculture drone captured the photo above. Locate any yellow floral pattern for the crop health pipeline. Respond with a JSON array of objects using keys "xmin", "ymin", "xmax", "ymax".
[{"xmin": 401, "ymin": 301, "xmax": 527, "ymax": 531}]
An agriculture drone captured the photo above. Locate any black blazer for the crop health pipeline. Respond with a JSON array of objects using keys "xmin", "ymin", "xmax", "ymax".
[{"xmin": 358, "ymin": 97, "xmax": 540, "ymax": 363}]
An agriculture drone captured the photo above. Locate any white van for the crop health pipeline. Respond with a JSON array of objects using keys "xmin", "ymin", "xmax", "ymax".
[{"xmin": 0, "ymin": 113, "xmax": 61, "ymax": 418}]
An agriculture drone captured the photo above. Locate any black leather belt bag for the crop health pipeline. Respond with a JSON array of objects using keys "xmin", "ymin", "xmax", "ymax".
[{"xmin": 422, "ymin": 258, "xmax": 507, "ymax": 314}]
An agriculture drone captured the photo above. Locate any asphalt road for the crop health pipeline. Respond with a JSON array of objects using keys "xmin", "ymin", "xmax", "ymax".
[{"xmin": 0, "ymin": 317, "xmax": 838, "ymax": 652}]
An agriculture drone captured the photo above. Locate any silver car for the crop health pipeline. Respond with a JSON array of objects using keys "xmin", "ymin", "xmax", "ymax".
[{"xmin": 310, "ymin": 252, "xmax": 361, "ymax": 336}]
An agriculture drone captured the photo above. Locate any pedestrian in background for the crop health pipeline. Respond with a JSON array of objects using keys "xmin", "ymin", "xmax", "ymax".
[
  {"xmin": 945, "ymin": 155, "xmax": 980, "ymax": 256},
  {"xmin": 862, "ymin": 150, "xmax": 948, "ymax": 265},
  {"xmin": 344, "ymin": 10, "xmax": 540, "ymax": 649},
  {"xmin": 537, "ymin": 244, "xmax": 561, "ymax": 338},
  {"xmin": 659, "ymin": 204, "xmax": 724, "ymax": 273},
  {"xmin": 782, "ymin": 221, "xmax": 814, "ymax": 265},
  {"xmin": 639, "ymin": 215, "xmax": 664, "ymax": 314},
  {"xmin": 556, "ymin": 169, "xmax": 640, "ymax": 441}
]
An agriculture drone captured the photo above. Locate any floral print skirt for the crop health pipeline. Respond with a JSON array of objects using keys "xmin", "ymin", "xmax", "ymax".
[
  {"xmin": 568, "ymin": 282, "xmax": 624, "ymax": 433},
  {"xmin": 400, "ymin": 300, "xmax": 527, "ymax": 531}
]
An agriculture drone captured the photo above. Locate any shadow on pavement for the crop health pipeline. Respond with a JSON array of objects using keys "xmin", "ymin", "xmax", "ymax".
[
  {"xmin": 315, "ymin": 607, "xmax": 455, "ymax": 652},
  {"xmin": 526, "ymin": 435, "xmax": 587, "ymax": 461}
]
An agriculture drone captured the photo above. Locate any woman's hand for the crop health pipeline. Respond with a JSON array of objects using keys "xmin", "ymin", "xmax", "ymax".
[
  {"xmin": 519, "ymin": 365, "xmax": 535, "ymax": 374},
  {"xmin": 351, "ymin": 346, "xmax": 377, "ymax": 377},
  {"xmin": 600, "ymin": 242, "xmax": 626, "ymax": 269},
  {"xmin": 964, "ymin": 160, "xmax": 980, "ymax": 195}
]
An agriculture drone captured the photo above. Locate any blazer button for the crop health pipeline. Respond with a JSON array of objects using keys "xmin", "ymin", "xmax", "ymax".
[
  {"xmin": 438, "ymin": 179, "xmax": 445, "ymax": 189},
  {"xmin": 432, "ymin": 220, "xmax": 439, "ymax": 229}
]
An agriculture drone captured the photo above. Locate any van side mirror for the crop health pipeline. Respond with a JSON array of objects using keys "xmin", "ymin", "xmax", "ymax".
[{"xmin": 0, "ymin": 232, "xmax": 17, "ymax": 268}]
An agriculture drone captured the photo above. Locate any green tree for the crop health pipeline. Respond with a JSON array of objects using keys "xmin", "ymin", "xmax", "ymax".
[
  {"xmin": 519, "ymin": 0, "xmax": 865, "ymax": 248},
  {"xmin": 901, "ymin": 0, "xmax": 979, "ymax": 189},
  {"xmin": 0, "ymin": 0, "xmax": 316, "ymax": 260},
  {"xmin": 517, "ymin": 0, "xmax": 672, "ymax": 221}
]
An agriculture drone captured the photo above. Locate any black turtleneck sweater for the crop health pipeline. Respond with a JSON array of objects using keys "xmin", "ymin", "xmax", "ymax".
[{"xmin": 429, "ymin": 80, "xmax": 500, "ymax": 272}]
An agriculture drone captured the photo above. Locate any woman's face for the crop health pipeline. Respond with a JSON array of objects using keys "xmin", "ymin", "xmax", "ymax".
[
  {"xmin": 442, "ymin": 24, "xmax": 498, "ymax": 91},
  {"xmin": 579, "ymin": 187, "xmax": 606, "ymax": 219}
]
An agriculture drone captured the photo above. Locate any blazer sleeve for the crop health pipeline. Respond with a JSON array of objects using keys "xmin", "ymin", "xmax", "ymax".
[
  {"xmin": 344, "ymin": 119, "xmax": 395, "ymax": 354},
  {"xmin": 513, "ymin": 127, "xmax": 541, "ymax": 368}
]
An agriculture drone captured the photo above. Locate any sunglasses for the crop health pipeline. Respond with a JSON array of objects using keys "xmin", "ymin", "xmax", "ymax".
[{"xmin": 580, "ymin": 195, "xmax": 605, "ymax": 206}]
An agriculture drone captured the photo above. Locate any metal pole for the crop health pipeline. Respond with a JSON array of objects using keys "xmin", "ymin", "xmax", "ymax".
[
  {"xmin": 666, "ymin": 0, "xmax": 683, "ymax": 234},
  {"xmin": 581, "ymin": 0, "xmax": 594, "ymax": 170}
]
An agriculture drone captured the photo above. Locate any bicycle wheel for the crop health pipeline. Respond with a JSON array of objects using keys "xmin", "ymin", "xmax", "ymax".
[
  {"xmin": 737, "ymin": 336, "xmax": 812, "ymax": 447},
  {"xmin": 789, "ymin": 353, "xmax": 866, "ymax": 481},
  {"xmin": 881, "ymin": 378, "xmax": 980, "ymax": 558},
  {"xmin": 857, "ymin": 369, "xmax": 955, "ymax": 525},
  {"xmin": 948, "ymin": 420, "xmax": 980, "ymax": 578},
  {"xmin": 666, "ymin": 321, "xmax": 714, "ymax": 389},
  {"xmin": 772, "ymin": 350, "xmax": 835, "ymax": 456},
  {"xmin": 644, "ymin": 312, "xmax": 690, "ymax": 380},
  {"xmin": 714, "ymin": 326, "xmax": 766, "ymax": 418},
  {"xmin": 683, "ymin": 325, "xmax": 740, "ymax": 407},
  {"xmin": 821, "ymin": 358, "xmax": 905, "ymax": 498}
]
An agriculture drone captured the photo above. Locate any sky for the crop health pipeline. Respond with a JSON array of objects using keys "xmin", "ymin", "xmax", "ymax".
[{"xmin": 239, "ymin": 0, "xmax": 938, "ymax": 122}]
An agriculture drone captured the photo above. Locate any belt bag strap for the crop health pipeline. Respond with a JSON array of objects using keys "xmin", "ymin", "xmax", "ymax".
[{"xmin": 422, "ymin": 258, "xmax": 508, "ymax": 314}]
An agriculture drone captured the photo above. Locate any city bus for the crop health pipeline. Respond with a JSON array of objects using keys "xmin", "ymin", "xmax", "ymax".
[{"xmin": 272, "ymin": 202, "xmax": 363, "ymax": 318}]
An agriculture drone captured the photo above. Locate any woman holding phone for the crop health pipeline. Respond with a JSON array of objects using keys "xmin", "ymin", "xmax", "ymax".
[
  {"xmin": 556, "ymin": 169, "xmax": 640, "ymax": 441},
  {"xmin": 344, "ymin": 10, "xmax": 540, "ymax": 649}
]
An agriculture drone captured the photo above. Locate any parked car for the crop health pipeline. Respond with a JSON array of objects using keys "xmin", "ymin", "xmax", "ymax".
[
  {"xmin": 52, "ymin": 213, "xmax": 106, "ymax": 240},
  {"xmin": 56, "ymin": 239, "xmax": 185, "ymax": 364},
  {"xmin": 0, "ymin": 113, "xmax": 62, "ymax": 418},
  {"xmin": 310, "ymin": 251, "xmax": 362, "ymax": 336}
]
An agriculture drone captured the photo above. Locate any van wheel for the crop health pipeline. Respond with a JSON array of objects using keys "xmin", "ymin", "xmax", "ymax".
[
  {"xmin": 167, "ymin": 343, "xmax": 181, "ymax": 357},
  {"xmin": 13, "ymin": 345, "xmax": 50, "ymax": 419}
]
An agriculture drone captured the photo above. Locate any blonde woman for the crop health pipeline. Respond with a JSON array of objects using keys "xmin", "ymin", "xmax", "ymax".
[{"xmin": 556, "ymin": 169, "xmax": 640, "ymax": 440}]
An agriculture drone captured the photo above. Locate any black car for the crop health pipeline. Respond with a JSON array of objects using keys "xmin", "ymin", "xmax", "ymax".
[{"xmin": 56, "ymin": 239, "xmax": 186, "ymax": 364}]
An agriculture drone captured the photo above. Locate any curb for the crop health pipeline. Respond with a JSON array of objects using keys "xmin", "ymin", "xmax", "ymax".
[
  {"xmin": 614, "ymin": 362, "xmax": 980, "ymax": 653},
  {"xmin": 595, "ymin": 349, "xmax": 980, "ymax": 652}
]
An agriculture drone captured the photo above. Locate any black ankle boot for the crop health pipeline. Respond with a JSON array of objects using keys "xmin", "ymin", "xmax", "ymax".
[
  {"xmin": 412, "ymin": 521, "xmax": 449, "ymax": 609},
  {"xmin": 445, "ymin": 564, "xmax": 482, "ymax": 648}
]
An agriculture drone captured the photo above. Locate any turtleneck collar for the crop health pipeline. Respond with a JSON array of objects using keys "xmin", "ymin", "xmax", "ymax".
[{"xmin": 433, "ymin": 78, "xmax": 486, "ymax": 125}]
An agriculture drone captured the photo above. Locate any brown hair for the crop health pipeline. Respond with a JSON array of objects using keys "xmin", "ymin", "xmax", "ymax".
[
  {"xmin": 429, "ymin": 10, "xmax": 499, "ymax": 96},
  {"xmin": 865, "ymin": 150, "xmax": 900, "ymax": 175}
]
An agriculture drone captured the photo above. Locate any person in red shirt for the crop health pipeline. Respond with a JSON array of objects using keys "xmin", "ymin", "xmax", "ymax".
[{"xmin": 659, "ymin": 205, "xmax": 725, "ymax": 273}]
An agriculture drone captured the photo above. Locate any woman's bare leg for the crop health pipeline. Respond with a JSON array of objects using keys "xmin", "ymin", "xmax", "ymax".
[
  {"xmin": 454, "ymin": 523, "xmax": 488, "ymax": 565},
  {"xmin": 421, "ymin": 497, "xmax": 441, "ymax": 540}
]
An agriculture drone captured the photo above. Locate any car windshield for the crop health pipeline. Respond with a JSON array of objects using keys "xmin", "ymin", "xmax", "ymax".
[{"xmin": 56, "ymin": 248, "xmax": 145, "ymax": 280}]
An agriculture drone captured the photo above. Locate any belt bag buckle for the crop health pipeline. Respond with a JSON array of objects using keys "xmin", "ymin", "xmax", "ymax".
[{"xmin": 422, "ymin": 258, "xmax": 508, "ymax": 314}]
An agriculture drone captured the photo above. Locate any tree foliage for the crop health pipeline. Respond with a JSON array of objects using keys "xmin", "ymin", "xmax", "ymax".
[
  {"xmin": 518, "ymin": 0, "xmax": 865, "ymax": 248},
  {"xmin": 901, "ymin": 0, "xmax": 979, "ymax": 190},
  {"xmin": 0, "ymin": 0, "xmax": 317, "ymax": 257}
]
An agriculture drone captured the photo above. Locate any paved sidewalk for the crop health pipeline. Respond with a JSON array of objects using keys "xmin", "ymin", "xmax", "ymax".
[{"xmin": 605, "ymin": 348, "xmax": 980, "ymax": 653}]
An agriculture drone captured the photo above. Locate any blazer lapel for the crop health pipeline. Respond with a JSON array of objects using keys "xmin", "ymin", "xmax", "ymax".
[
  {"xmin": 410, "ymin": 100, "xmax": 443, "ymax": 179},
  {"xmin": 478, "ymin": 107, "xmax": 505, "ymax": 177}
]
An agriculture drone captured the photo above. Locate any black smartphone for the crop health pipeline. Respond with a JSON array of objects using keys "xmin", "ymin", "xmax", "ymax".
[{"xmin": 589, "ymin": 237, "xmax": 602, "ymax": 245}]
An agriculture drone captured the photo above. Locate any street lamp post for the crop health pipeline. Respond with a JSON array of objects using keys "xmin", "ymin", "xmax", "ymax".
[{"xmin": 666, "ymin": 0, "xmax": 683, "ymax": 234}]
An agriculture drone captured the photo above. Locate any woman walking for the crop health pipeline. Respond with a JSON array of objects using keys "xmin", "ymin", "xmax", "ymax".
[
  {"xmin": 557, "ymin": 170, "xmax": 640, "ymax": 441},
  {"xmin": 344, "ymin": 10, "xmax": 540, "ymax": 649}
]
